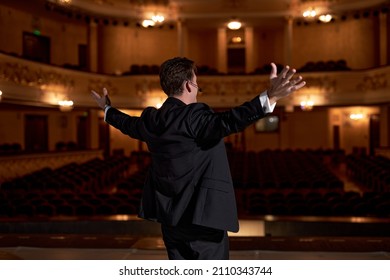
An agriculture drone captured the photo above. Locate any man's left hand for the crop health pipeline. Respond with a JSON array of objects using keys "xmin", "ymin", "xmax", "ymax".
[{"xmin": 267, "ymin": 63, "xmax": 306, "ymax": 105}]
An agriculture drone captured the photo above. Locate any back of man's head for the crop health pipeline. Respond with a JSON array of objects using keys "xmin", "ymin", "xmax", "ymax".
[{"xmin": 159, "ymin": 57, "xmax": 197, "ymax": 97}]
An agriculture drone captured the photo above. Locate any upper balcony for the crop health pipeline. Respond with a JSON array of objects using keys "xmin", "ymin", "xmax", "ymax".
[{"xmin": 1, "ymin": 53, "xmax": 389, "ymax": 110}]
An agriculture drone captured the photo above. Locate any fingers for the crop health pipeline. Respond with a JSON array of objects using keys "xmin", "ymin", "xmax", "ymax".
[
  {"xmin": 268, "ymin": 63, "xmax": 306, "ymax": 99},
  {"xmin": 289, "ymin": 75, "xmax": 302, "ymax": 86},
  {"xmin": 91, "ymin": 90, "xmax": 101, "ymax": 98},
  {"xmin": 285, "ymin": 68, "xmax": 296, "ymax": 81},
  {"xmin": 269, "ymin": 62, "xmax": 278, "ymax": 79},
  {"xmin": 90, "ymin": 88, "xmax": 112, "ymax": 109},
  {"xmin": 275, "ymin": 65, "xmax": 296, "ymax": 87},
  {"xmin": 280, "ymin": 65, "xmax": 290, "ymax": 79},
  {"xmin": 292, "ymin": 80, "xmax": 306, "ymax": 91},
  {"xmin": 270, "ymin": 63, "xmax": 298, "ymax": 84},
  {"xmin": 280, "ymin": 67, "xmax": 302, "ymax": 90},
  {"xmin": 91, "ymin": 88, "xmax": 109, "ymax": 98},
  {"xmin": 280, "ymin": 66, "xmax": 297, "ymax": 84},
  {"xmin": 286, "ymin": 75, "xmax": 305, "ymax": 91}
]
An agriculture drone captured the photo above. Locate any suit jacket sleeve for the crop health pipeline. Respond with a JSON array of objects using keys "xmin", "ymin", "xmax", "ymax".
[
  {"xmin": 104, "ymin": 95, "xmax": 266, "ymax": 143},
  {"xmin": 189, "ymin": 95, "xmax": 266, "ymax": 142},
  {"xmin": 104, "ymin": 107, "xmax": 146, "ymax": 141}
]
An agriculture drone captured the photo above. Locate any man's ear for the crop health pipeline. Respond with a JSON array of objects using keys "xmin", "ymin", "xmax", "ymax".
[{"xmin": 183, "ymin": 80, "xmax": 191, "ymax": 93}]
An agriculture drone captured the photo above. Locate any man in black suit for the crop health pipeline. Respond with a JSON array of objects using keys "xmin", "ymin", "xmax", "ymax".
[{"xmin": 91, "ymin": 57, "xmax": 305, "ymax": 260}]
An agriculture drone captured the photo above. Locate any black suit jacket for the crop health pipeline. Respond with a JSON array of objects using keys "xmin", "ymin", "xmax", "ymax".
[{"xmin": 105, "ymin": 96, "xmax": 266, "ymax": 232}]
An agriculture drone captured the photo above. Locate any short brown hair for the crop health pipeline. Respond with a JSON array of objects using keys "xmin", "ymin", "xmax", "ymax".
[{"xmin": 159, "ymin": 57, "xmax": 197, "ymax": 97}]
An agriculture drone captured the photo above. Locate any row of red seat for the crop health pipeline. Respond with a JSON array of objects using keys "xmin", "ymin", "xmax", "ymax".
[
  {"xmin": 346, "ymin": 154, "xmax": 390, "ymax": 192},
  {"xmin": 1, "ymin": 150, "xmax": 389, "ymax": 218}
]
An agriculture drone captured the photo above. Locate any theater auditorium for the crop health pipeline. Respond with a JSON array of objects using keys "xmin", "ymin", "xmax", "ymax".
[{"xmin": 0, "ymin": 0, "xmax": 390, "ymax": 260}]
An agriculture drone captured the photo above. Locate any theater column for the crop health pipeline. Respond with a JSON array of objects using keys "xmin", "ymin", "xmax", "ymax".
[
  {"xmin": 177, "ymin": 19, "xmax": 188, "ymax": 57},
  {"xmin": 284, "ymin": 17, "xmax": 293, "ymax": 66},
  {"xmin": 89, "ymin": 109, "xmax": 100, "ymax": 150},
  {"xmin": 217, "ymin": 27, "xmax": 228, "ymax": 74},
  {"xmin": 379, "ymin": 12, "xmax": 388, "ymax": 66},
  {"xmin": 87, "ymin": 21, "xmax": 98, "ymax": 73},
  {"xmin": 380, "ymin": 105, "xmax": 390, "ymax": 147},
  {"xmin": 245, "ymin": 27, "xmax": 254, "ymax": 74}
]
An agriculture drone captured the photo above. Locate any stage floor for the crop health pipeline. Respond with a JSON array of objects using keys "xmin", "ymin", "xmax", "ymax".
[
  {"xmin": 1, "ymin": 234, "xmax": 390, "ymax": 260},
  {"xmin": 1, "ymin": 214, "xmax": 390, "ymax": 260}
]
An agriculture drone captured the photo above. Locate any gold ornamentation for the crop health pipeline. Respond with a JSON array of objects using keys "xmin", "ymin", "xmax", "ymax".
[
  {"xmin": 88, "ymin": 79, "xmax": 117, "ymax": 96},
  {"xmin": 358, "ymin": 74, "xmax": 388, "ymax": 92},
  {"xmin": 304, "ymin": 76, "xmax": 336, "ymax": 92},
  {"xmin": 0, "ymin": 62, "xmax": 74, "ymax": 91}
]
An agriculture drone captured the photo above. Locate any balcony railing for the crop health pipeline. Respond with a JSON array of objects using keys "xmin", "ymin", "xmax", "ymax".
[{"xmin": 0, "ymin": 53, "xmax": 389, "ymax": 109}]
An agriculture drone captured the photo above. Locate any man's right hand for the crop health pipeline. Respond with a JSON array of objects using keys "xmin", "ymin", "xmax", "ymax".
[{"xmin": 91, "ymin": 88, "xmax": 111, "ymax": 110}]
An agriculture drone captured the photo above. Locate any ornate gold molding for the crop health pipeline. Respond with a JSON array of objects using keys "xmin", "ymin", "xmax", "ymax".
[
  {"xmin": 0, "ymin": 61, "xmax": 74, "ymax": 91},
  {"xmin": 357, "ymin": 73, "xmax": 388, "ymax": 92},
  {"xmin": 1, "ymin": 53, "xmax": 390, "ymax": 108},
  {"xmin": 88, "ymin": 79, "xmax": 118, "ymax": 96},
  {"xmin": 304, "ymin": 76, "xmax": 337, "ymax": 92}
]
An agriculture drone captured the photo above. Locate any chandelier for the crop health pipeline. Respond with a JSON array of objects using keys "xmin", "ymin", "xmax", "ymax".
[
  {"xmin": 300, "ymin": 0, "xmax": 334, "ymax": 23},
  {"xmin": 141, "ymin": 13, "xmax": 165, "ymax": 28}
]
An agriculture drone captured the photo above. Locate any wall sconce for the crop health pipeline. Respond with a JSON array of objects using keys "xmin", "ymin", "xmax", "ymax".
[
  {"xmin": 300, "ymin": 97, "xmax": 314, "ymax": 111},
  {"xmin": 0, "ymin": 90, "xmax": 2, "ymax": 102},
  {"xmin": 349, "ymin": 113, "xmax": 364, "ymax": 120},
  {"xmin": 58, "ymin": 100, "xmax": 74, "ymax": 112},
  {"xmin": 231, "ymin": 36, "xmax": 243, "ymax": 44},
  {"xmin": 227, "ymin": 19, "xmax": 242, "ymax": 30}
]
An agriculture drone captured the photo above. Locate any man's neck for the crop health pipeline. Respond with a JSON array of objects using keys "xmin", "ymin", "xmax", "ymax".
[{"xmin": 173, "ymin": 94, "xmax": 192, "ymax": 105}]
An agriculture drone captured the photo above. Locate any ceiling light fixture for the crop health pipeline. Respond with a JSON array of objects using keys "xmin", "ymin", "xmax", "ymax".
[
  {"xmin": 303, "ymin": 8, "xmax": 317, "ymax": 18},
  {"xmin": 152, "ymin": 14, "xmax": 165, "ymax": 23},
  {"xmin": 142, "ymin": 19, "xmax": 155, "ymax": 27},
  {"xmin": 227, "ymin": 19, "xmax": 242, "ymax": 30},
  {"xmin": 319, "ymin": 14, "xmax": 333, "ymax": 22}
]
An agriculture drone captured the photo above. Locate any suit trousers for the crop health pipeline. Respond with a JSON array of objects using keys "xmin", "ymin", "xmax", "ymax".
[{"xmin": 161, "ymin": 223, "xmax": 229, "ymax": 260}]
